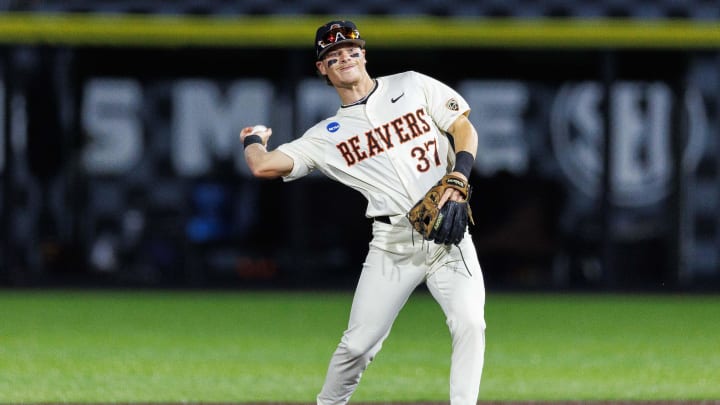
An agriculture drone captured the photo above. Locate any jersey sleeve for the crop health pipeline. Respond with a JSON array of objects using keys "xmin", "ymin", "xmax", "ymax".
[
  {"xmin": 276, "ymin": 130, "xmax": 322, "ymax": 181},
  {"xmin": 414, "ymin": 71, "xmax": 471, "ymax": 131}
]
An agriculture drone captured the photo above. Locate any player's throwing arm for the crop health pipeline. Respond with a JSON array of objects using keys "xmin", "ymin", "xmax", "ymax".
[{"xmin": 240, "ymin": 125, "xmax": 294, "ymax": 178}]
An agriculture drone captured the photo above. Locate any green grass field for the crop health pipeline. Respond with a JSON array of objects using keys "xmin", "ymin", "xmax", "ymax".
[{"xmin": 1, "ymin": 290, "xmax": 718, "ymax": 403}]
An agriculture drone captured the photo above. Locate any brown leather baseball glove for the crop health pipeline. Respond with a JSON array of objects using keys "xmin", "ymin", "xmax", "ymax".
[{"xmin": 407, "ymin": 174, "xmax": 474, "ymax": 245}]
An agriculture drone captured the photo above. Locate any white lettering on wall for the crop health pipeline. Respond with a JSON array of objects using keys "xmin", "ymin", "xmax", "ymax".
[
  {"xmin": 75, "ymin": 77, "xmax": 708, "ymax": 210},
  {"xmin": 0, "ymin": 81, "xmax": 4, "ymax": 173},
  {"xmin": 552, "ymin": 81, "xmax": 708, "ymax": 206},
  {"xmin": 612, "ymin": 82, "xmax": 671, "ymax": 204},
  {"xmin": 81, "ymin": 79, "xmax": 143, "ymax": 174},
  {"xmin": 458, "ymin": 81, "xmax": 530, "ymax": 176},
  {"xmin": 171, "ymin": 80, "xmax": 273, "ymax": 176}
]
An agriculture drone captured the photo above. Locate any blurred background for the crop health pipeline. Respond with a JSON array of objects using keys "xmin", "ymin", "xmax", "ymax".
[{"xmin": 0, "ymin": 1, "xmax": 719, "ymax": 292}]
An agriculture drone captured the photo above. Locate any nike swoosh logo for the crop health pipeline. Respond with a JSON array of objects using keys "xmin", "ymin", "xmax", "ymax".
[{"xmin": 391, "ymin": 92, "xmax": 405, "ymax": 103}]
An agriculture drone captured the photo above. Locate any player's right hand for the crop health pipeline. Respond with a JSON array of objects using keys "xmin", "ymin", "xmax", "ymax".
[
  {"xmin": 437, "ymin": 171, "xmax": 467, "ymax": 209},
  {"xmin": 240, "ymin": 125, "xmax": 272, "ymax": 145}
]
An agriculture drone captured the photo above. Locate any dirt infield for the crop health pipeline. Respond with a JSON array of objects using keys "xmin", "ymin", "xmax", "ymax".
[
  {"xmin": 56, "ymin": 401, "xmax": 720, "ymax": 405},
  {"xmin": 21, "ymin": 399, "xmax": 720, "ymax": 404},
  {"xmin": 41, "ymin": 399, "xmax": 720, "ymax": 404},
  {"xmin": 20, "ymin": 399, "xmax": 720, "ymax": 404},
  {"xmin": 224, "ymin": 402, "xmax": 720, "ymax": 405},
  {"xmin": 211, "ymin": 400, "xmax": 720, "ymax": 405},
  {"xmin": 358, "ymin": 402, "xmax": 720, "ymax": 405}
]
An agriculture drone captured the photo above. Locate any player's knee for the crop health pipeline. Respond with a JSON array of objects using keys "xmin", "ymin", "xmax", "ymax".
[
  {"xmin": 338, "ymin": 340, "xmax": 379, "ymax": 363},
  {"xmin": 448, "ymin": 312, "xmax": 486, "ymax": 336}
]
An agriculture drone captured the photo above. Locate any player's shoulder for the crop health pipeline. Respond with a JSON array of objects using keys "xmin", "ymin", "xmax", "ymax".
[
  {"xmin": 301, "ymin": 116, "xmax": 344, "ymax": 139},
  {"xmin": 378, "ymin": 70, "xmax": 439, "ymax": 87},
  {"xmin": 378, "ymin": 70, "xmax": 421, "ymax": 83}
]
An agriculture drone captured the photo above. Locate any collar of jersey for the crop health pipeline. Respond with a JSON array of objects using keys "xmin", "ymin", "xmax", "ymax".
[{"xmin": 341, "ymin": 79, "xmax": 378, "ymax": 108}]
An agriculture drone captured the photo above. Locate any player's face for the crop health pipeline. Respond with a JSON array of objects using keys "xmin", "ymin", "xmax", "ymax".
[{"xmin": 316, "ymin": 44, "xmax": 367, "ymax": 86}]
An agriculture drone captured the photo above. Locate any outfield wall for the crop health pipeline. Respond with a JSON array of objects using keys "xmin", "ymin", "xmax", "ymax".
[{"xmin": 1, "ymin": 11, "xmax": 719, "ymax": 290}]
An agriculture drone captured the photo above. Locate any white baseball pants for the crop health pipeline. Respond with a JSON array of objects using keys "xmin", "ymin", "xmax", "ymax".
[{"xmin": 317, "ymin": 217, "xmax": 486, "ymax": 405}]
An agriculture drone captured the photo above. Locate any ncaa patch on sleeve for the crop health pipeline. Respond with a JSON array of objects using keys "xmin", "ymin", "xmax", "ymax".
[{"xmin": 327, "ymin": 122, "xmax": 340, "ymax": 133}]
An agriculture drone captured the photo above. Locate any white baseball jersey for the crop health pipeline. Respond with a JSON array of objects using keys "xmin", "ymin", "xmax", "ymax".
[{"xmin": 277, "ymin": 70, "xmax": 470, "ymax": 218}]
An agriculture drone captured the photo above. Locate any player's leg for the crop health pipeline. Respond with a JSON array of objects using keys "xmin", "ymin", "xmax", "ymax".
[
  {"xmin": 425, "ymin": 234, "xmax": 486, "ymax": 405},
  {"xmin": 317, "ymin": 243, "xmax": 426, "ymax": 405}
]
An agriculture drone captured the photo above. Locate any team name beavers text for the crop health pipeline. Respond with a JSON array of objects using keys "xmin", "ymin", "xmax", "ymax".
[{"xmin": 336, "ymin": 109, "xmax": 432, "ymax": 166}]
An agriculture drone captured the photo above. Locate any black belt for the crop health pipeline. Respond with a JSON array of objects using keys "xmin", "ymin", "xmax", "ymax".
[{"xmin": 374, "ymin": 215, "xmax": 391, "ymax": 224}]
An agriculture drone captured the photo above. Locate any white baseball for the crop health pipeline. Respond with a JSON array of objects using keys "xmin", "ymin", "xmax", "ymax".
[{"xmin": 252, "ymin": 125, "xmax": 267, "ymax": 134}]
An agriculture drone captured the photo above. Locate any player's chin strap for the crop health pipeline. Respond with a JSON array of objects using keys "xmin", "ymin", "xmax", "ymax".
[{"xmin": 410, "ymin": 228, "xmax": 473, "ymax": 277}]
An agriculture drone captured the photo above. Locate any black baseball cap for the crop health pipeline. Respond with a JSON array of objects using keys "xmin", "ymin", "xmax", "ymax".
[{"xmin": 315, "ymin": 20, "xmax": 365, "ymax": 60}]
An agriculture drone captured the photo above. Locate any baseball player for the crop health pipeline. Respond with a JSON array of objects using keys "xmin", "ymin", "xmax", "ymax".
[{"xmin": 240, "ymin": 20, "xmax": 486, "ymax": 405}]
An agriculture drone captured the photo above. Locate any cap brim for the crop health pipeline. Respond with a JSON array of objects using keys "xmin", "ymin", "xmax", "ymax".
[{"xmin": 317, "ymin": 39, "xmax": 366, "ymax": 59}]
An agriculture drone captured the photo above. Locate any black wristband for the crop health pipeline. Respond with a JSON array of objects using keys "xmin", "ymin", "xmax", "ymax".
[
  {"xmin": 453, "ymin": 151, "xmax": 474, "ymax": 179},
  {"xmin": 243, "ymin": 134, "xmax": 263, "ymax": 149}
]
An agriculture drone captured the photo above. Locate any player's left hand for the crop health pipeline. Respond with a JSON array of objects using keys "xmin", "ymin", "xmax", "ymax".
[{"xmin": 407, "ymin": 173, "xmax": 475, "ymax": 245}]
